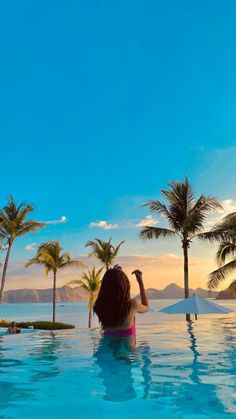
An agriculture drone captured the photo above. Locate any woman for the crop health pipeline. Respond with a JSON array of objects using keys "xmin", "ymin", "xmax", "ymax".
[{"xmin": 93, "ymin": 266, "xmax": 148, "ymax": 344}]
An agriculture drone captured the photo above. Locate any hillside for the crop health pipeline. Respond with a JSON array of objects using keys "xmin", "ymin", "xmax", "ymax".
[
  {"xmin": 216, "ymin": 283, "xmax": 236, "ymax": 300},
  {"xmin": 135, "ymin": 283, "xmax": 219, "ymax": 299},
  {"xmin": 3, "ymin": 286, "xmax": 88, "ymax": 303},
  {"xmin": 3, "ymin": 282, "xmax": 221, "ymax": 303}
]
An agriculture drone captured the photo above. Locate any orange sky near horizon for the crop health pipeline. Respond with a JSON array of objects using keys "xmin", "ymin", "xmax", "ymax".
[{"xmin": 4, "ymin": 253, "xmax": 234, "ymax": 295}]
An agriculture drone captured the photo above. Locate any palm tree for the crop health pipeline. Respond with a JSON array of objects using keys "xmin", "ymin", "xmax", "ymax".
[
  {"xmin": 0, "ymin": 196, "xmax": 44, "ymax": 302},
  {"xmin": 199, "ymin": 211, "xmax": 236, "ymax": 293},
  {"xmin": 85, "ymin": 238, "xmax": 124, "ymax": 270},
  {"xmin": 200, "ymin": 211, "xmax": 236, "ymax": 243},
  {"xmin": 140, "ymin": 177, "xmax": 222, "ymax": 320},
  {"xmin": 207, "ymin": 239, "xmax": 236, "ymax": 293},
  {"xmin": 67, "ymin": 266, "xmax": 103, "ymax": 327},
  {"xmin": 26, "ymin": 241, "xmax": 82, "ymax": 322}
]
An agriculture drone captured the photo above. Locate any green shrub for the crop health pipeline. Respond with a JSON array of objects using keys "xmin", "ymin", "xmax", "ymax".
[{"xmin": 0, "ymin": 320, "xmax": 75, "ymax": 330}]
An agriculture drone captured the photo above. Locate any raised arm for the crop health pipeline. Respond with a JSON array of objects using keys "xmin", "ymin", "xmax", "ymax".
[{"xmin": 132, "ymin": 270, "xmax": 149, "ymax": 313}]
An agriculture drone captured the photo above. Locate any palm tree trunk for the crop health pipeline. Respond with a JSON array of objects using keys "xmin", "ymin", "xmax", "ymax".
[
  {"xmin": 183, "ymin": 243, "xmax": 191, "ymax": 322},
  {"xmin": 53, "ymin": 271, "xmax": 57, "ymax": 322},
  {"xmin": 0, "ymin": 242, "xmax": 12, "ymax": 303},
  {"xmin": 88, "ymin": 308, "xmax": 92, "ymax": 328}
]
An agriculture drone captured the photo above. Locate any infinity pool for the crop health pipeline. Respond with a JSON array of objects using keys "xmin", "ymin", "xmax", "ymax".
[{"xmin": 0, "ymin": 301, "xmax": 236, "ymax": 418}]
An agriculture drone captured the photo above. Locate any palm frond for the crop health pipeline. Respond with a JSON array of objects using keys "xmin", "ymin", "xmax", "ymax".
[
  {"xmin": 112, "ymin": 240, "xmax": 125, "ymax": 258},
  {"xmin": 0, "ymin": 196, "xmax": 44, "ymax": 242},
  {"xmin": 59, "ymin": 260, "xmax": 82, "ymax": 269},
  {"xmin": 143, "ymin": 200, "xmax": 178, "ymax": 230},
  {"xmin": 66, "ymin": 266, "xmax": 102, "ymax": 295},
  {"xmin": 208, "ymin": 259, "xmax": 236, "ymax": 289},
  {"xmin": 185, "ymin": 195, "xmax": 222, "ymax": 236},
  {"xmin": 85, "ymin": 238, "xmax": 123, "ymax": 267},
  {"xmin": 25, "ymin": 257, "xmax": 46, "ymax": 268},
  {"xmin": 198, "ymin": 211, "xmax": 236, "ymax": 242},
  {"xmin": 26, "ymin": 241, "xmax": 83, "ymax": 276},
  {"xmin": 140, "ymin": 226, "xmax": 176, "ymax": 240},
  {"xmin": 15, "ymin": 221, "xmax": 45, "ymax": 237},
  {"xmin": 216, "ymin": 241, "xmax": 236, "ymax": 264},
  {"xmin": 142, "ymin": 178, "xmax": 221, "ymax": 243},
  {"xmin": 163, "ymin": 177, "xmax": 195, "ymax": 211}
]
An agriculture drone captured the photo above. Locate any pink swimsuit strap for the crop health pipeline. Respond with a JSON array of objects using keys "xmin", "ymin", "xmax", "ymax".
[{"xmin": 104, "ymin": 319, "xmax": 136, "ymax": 337}]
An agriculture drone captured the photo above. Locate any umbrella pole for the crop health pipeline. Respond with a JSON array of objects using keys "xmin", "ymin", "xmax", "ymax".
[{"xmin": 195, "ymin": 314, "xmax": 197, "ymax": 320}]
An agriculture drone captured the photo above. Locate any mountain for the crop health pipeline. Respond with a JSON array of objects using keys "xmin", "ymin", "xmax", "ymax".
[
  {"xmin": 216, "ymin": 284, "xmax": 236, "ymax": 300},
  {"xmin": 3, "ymin": 283, "xmax": 220, "ymax": 303},
  {"xmin": 135, "ymin": 283, "xmax": 219, "ymax": 299},
  {"xmin": 3, "ymin": 286, "xmax": 88, "ymax": 303}
]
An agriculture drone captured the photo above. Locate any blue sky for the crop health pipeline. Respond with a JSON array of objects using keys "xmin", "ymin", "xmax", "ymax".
[{"xmin": 1, "ymin": 1, "xmax": 236, "ymax": 290}]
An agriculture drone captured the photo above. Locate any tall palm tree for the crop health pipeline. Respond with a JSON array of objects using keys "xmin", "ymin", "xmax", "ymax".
[
  {"xmin": 140, "ymin": 177, "xmax": 222, "ymax": 320},
  {"xmin": 85, "ymin": 238, "xmax": 124, "ymax": 270},
  {"xmin": 0, "ymin": 196, "xmax": 44, "ymax": 302},
  {"xmin": 67, "ymin": 266, "xmax": 103, "ymax": 327},
  {"xmin": 26, "ymin": 241, "xmax": 82, "ymax": 322}
]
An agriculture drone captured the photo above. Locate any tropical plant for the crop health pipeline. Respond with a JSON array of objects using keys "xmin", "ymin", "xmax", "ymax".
[
  {"xmin": 208, "ymin": 238, "xmax": 236, "ymax": 293},
  {"xmin": 0, "ymin": 320, "xmax": 75, "ymax": 330},
  {"xmin": 0, "ymin": 196, "xmax": 44, "ymax": 302},
  {"xmin": 139, "ymin": 177, "xmax": 222, "ymax": 320},
  {"xmin": 198, "ymin": 211, "xmax": 236, "ymax": 293},
  {"xmin": 200, "ymin": 211, "xmax": 236, "ymax": 242},
  {"xmin": 67, "ymin": 266, "xmax": 103, "ymax": 327},
  {"xmin": 85, "ymin": 238, "xmax": 124, "ymax": 270},
  {"xmin": 26, "ymin": 241, "xmax": 82, "ymax": 322}
]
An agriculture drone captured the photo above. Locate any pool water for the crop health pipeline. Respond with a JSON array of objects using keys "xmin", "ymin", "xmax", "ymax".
[
  {"xmin": 0, "ymin": 328, "xmax": 38, "ymax": 336},
  {"xmin": 0, "ymin": 301, "xmax": 236, "ymax": 418}
]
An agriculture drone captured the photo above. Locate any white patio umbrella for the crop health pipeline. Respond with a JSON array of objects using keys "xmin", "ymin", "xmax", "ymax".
[{"xmin": 159, "ymin": 294, "xmax": 233, "ymax": 319}]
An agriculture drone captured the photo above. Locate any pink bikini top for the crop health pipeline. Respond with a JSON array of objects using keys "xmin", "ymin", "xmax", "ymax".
[{"xmin": 104, "ymin": 319, "xmax": 136, "ymax": 337}]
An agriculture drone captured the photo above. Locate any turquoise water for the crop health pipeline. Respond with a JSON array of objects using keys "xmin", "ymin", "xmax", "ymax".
[{"xmin": 0, "ymin": 300, "xmax": 236, "ymax": 418}]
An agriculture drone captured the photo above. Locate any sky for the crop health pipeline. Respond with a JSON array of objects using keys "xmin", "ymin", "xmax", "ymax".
[{"xmin": 1, "ymin": 0, "xmax": 236, "ymax": 293}]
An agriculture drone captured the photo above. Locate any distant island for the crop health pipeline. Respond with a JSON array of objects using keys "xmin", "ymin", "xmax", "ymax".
[
  {"xmin": 2, "ymin": 282, "xmax": 236, "ymax": 303},
  {"xmin": 135, "ymin": 283, "xmax": 221, "ymax": 299},
  {"xmin": 3, "ymin": 286, "xmax": 88, "ymax": 303},
  {"xmin": 216, "ymin": 284, "xmax": 236, "ymax": 300}
]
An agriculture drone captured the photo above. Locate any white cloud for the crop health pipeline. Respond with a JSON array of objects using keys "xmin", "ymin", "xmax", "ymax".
[
  {"xmin": 204, "ymin": 198, "xmax": 236, "ymax": 229},
  {"xmin": 25, "ymin": 243, "xmax": 37, "ymax": 251},
  {"xmin": 44, "ymin": 216, "xmax": 68, "ymax": 225},
  {"xmin": 136, "ymin": 215, "xmax": 158, "ymax": 228},
  {"xmin": 220, "ymin": 199, "xmax": 236, "ymax": 214},
  {"xmin": 89, "ymin": 220, "xmax": 118, "ymax": 230}
]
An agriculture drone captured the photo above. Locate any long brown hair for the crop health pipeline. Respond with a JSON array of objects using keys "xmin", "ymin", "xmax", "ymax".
[{"xmin": 93, "ymin": 268, "xmax": 131, "ymax": 328}]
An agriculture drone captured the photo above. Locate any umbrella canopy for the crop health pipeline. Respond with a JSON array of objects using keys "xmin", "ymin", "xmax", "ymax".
[{"xmin": 160, "ymin": 294, "xmax": 233, "ymax": 315}]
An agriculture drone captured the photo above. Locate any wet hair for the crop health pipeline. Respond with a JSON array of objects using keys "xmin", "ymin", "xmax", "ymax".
[{"xmin": 94, "ymin": 268, "xmax": 131, "ymax": 328}]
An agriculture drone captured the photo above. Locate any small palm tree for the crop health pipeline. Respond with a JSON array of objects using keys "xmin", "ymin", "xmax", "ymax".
[
  {"xmin": 26, "ymin": 241, "xmax": 82, "ymax": 322},
  {"xmin": 85, "ymin": 238, "xmax": 124, "ymax": 270},
  {"xmin": 0, "ymin": 196, "xmax": 44, "ymax": 302},
  {"xmin": 140, "ymin": 177, "xmax": 222, "ymax": 320},
  {"xmin": 67, "ymin": 266, "xmax": 103, "ymax": 327}
]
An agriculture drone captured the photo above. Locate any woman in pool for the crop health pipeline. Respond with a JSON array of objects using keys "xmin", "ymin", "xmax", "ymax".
[{"xmin": 93, "ymin": 266, "xmax": 148, "ymax": 344}]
